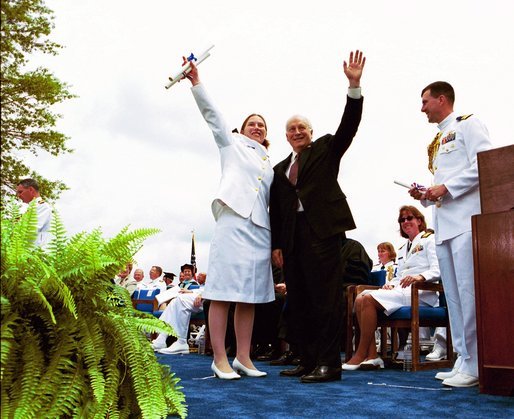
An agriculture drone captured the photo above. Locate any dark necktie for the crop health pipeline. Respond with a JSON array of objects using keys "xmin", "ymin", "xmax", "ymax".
[
  {"xmin": 288, "ymin": 154, "xmax": 299, "ymax": 185},
  {"xmin": 381, "ymin": 265, "xmax": 385, "ymax": 270}
]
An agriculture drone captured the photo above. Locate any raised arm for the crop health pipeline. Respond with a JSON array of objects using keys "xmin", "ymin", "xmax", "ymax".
[{"xmin": 184, "ymin": 60, "xmax": 233, "ymax": 148}]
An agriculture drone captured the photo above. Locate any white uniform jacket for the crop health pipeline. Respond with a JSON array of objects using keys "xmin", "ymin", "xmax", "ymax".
[
  {"xmin": 393, "ymin": 231, "xmax": 441, "ymax": 307},
  {"xmin": 138, "ymin": 278, "xmax": 166, "ymax": 293},
  {"xmin": 422, "ymin": 112, "xmax": 492, "ymax": 244},
  {"xmin": 191, "ymin": 84, "xmax": 273, "ymax": 230},
  {"xmin": 372, "ymin": 260, "xmax": 397, "ymax": 282}
]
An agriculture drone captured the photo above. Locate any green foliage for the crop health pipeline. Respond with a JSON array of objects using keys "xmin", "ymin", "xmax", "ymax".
[
  {"xmin": 1, "ymin": 0, "xmax": 75, "ymax": 203},
  {"xmin": 0, "ymin": 201, "xmax": 188, "ymax": 418}
]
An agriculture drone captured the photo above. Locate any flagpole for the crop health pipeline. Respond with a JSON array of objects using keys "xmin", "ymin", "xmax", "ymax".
[{"xmin": 190, "ymin": 229, "xmax": 197, "ymax": 278}]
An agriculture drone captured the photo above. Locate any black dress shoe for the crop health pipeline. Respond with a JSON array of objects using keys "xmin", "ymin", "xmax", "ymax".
[
  {"xmin": 291, "ymin": 356, "xmax": 301, "ymax": 366},
  {"xmin": 270, "ymin": 351, "xmax": 296, "ymax": 366},
  {"xmin": 257, "ymin": 348, "xmax": 281, "ymax": 362},
  {"xmin": 300, "ymin": 366, "xmax": 342, "ymax": 383},
  {"xmin": 279, "ymin": 365, "xmax": 312, "ymax": 377}
]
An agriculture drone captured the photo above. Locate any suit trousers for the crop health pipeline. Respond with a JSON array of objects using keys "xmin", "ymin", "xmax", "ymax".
[
  {"xmin": 436, "ymin": 231, "xmax": 478, "ymax": 377},
  {"xmin": 283, "ymin": 212, "xmax": 344, "ymax": 369}
]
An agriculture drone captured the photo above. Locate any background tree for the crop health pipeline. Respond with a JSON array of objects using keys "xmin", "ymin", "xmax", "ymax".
[{"xmin": 1, "ymin": 0, "xmax": 75, "ymax": 203}]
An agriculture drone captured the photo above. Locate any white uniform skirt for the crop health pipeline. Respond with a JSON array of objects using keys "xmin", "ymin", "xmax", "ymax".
[
  {"xmin": 360, "ymin": 287, "xmax": 430, "ymax": 316},
  {"xmin": 203, "ymin": 207, "xmax": 274, "ymax": 304}
]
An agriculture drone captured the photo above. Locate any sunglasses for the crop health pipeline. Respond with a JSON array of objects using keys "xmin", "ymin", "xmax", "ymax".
[{"xmin": 398, "ymin": 215, "xmax": 415, "ymax": 223}]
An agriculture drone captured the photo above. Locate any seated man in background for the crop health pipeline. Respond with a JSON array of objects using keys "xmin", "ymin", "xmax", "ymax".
[
  {"xmin": 114, "ymin": 263, "xmax": 137, "ymax": 296},
  {"xmin": 146, "ymin": 265, "xmax": 167, "ymax": 293},
  {"xmin": 152, "ymin": 274, "xmax": 206, "ymax": 354},
  {"xmin": 133, "ymin": 269, "xmax": 146, "ymax": 291},
  {"xmin": 163, "ymin": 272, "xmax": 176, "ymax": 289}
]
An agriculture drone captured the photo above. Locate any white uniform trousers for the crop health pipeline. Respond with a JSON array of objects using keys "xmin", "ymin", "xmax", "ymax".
[
  {"xmin": 154, "ymin": 293, "xmax": 203, "ymax": 344},
  {"xmin": 436, "ymin": 231, "xmax": 478, "ymax": 377}
]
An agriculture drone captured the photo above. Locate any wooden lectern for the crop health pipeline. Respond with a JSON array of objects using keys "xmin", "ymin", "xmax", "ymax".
[{"xmin": 472, "ymin": 144, "xmax": 514, "ymax": 396}]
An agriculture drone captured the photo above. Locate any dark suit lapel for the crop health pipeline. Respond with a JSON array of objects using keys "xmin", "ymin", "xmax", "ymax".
[
  {"xmin": 297, "ymin": 145, "xmax": 313, "ymax": 180},
  {"xmin": 276, "ymin": 154, "xmax": 293, "ymax": 181}
]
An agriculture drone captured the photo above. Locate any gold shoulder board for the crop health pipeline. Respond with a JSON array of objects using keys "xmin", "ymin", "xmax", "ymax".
[
  {"xmin": 421, "ymin": 231, "xmax": 433, "ymax": 238},
  {"xmin": 457, "ymin": 114, "xmax": 473, "ymax": 122}
]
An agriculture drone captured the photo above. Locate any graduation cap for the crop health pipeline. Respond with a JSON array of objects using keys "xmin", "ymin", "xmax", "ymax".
[
  {"xmin": 163, "ymin": 272, "xmax": 176, "ymax": 280},
  {"xmin": 180, "ymin": 263, "xmax": 196, "ymax": 273}
]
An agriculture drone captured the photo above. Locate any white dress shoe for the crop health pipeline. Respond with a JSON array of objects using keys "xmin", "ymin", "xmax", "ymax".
[
  {"xmin": 151, "ymin": 340, "xmax": 167, "ymax": 351},
  {"xmin": 442, "ymin": 372, "xmax": 479, "ymax": 388},
  {"xmin": 435, "ymin": 356, "xmax": 462, "ymax": 380},
  {"xmin": 342, "ymin": 362, "xmax": 363, "ymax": 371},
  {"xmin": 158, "ymin": 340, "xmax": 190, "ymax": 355},
  {"xmin": 211, "ymin": 361, "xmax": 241, "ymax": 380},
  {"xmin": 232, "ymin": 358, "xmax": 267, "ymax": 377},
  {"xmin": 426, "ymin": 344, "xmax": 447, "ymax": 361},
  {"xmin": 360, "ymin": 357, "xmax": 385, "ymax": 369}
]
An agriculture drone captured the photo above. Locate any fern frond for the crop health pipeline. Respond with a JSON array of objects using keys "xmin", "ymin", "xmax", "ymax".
[
  {"xmin": 35, "ymin": 333, "xmax": 87, "ymax": 418},
  {"xmin": 77, "ymin": 317, "xmax": 105, "ymax": 403},
  {"xmin": 45, "ymin": 209, "xmax": 68, "ymax": 259},
  {"xmin": 10, "ymin": 334, "xmax": 46, "ymax": 419},
  {"xmin": 1, "ymin": 311, "xmax": 20, "ymax": 381},
  {"xmin": 92, "ymin": 350, "xmax": 121, "ymax": 419}
]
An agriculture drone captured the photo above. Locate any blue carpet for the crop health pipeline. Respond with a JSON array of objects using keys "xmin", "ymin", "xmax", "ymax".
[{"xmin": 159, "ymin": 353, "xmax": 514, "ymax": 418}]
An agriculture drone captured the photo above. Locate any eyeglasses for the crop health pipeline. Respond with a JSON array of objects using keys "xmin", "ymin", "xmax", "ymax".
[{"xmin": 398, "ymin": 215, "xmax": 415, "ymax": 223}]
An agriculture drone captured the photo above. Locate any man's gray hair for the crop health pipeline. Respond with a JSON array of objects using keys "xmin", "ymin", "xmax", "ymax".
[{"xmin": 286, "ymin": 114, "xmax": 313, "ymax": 131}]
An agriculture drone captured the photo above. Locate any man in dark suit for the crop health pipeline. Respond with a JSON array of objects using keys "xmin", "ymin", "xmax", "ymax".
[{"xmin": 270, "ymin": 50, "xmax": 365, "ymax": 383}]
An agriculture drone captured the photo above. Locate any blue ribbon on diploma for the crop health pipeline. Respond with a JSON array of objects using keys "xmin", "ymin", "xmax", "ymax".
[{"xmin": 165, "ymin": 45, "xmax": 215, "ymax": 89}]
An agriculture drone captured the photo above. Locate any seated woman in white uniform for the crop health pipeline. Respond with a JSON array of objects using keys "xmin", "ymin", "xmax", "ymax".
[
  {"xmin": 372, "ymin": 242, "xmax": 397, "ymax": 281},
  {"xmin": 182, "ymin": 60, "xmax": 274, "ymax": 380},
  {"xmin": 343, "ymin": 205, "xmax": 441, "ymax": 370}
]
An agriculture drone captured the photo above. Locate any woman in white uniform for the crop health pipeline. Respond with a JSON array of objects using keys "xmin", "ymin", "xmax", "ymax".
[
  {"xmin": 183, "ymin": 61, "xmax": 274, "ymax": 380},
  {"xmin": 372, "ymin": 242, "xmax": 398, "ymax": 282},
  {"xmin": 342, "ymin": 205, "xmax": 440, "ymax": 370}
]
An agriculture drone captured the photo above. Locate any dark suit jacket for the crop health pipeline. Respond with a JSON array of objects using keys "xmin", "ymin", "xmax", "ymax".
[{"xmin": 270, "ymin": 96, "xmax": 363, "ymax": 255}]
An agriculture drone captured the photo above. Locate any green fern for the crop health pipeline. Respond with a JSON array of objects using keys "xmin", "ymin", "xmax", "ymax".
[{"xmin": 1, "ymin": 201, "xmax": 187, "ymax": 418}]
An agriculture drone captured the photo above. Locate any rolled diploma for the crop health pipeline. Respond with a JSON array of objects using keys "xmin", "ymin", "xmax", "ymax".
[
  {"xmin": 165, "ymin": 45, "xmax": 215, "ymax": 89},
  {"xmin": 394, "ymin": 180, "xmax": 412, "ymax": 189}
]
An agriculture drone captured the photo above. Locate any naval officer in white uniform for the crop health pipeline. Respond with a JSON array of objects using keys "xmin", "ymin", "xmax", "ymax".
[
  {"xmin": 410, "ymin": 81, "xmax": 492, "ymax": 387},
  {"xmin": 182, "ymin": 60, "xmax": 274, "ymax": 380},
  {"xmin": 16, "ymin": 178, "xmax": 52, "ymax": 249}
]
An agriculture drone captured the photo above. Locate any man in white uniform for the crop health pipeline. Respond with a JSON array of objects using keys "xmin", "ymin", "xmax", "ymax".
[
  {"xmin": 145, "ymin": 265, "xmax": 167, "ymax": 293},
  {"xmin": 16, "ymin": 178, "xmax": 52, "ymax": 248},
  {"xmin": 152, "ymin": 273, "xmax": 206, "ymax": 354},
  {"xmin": 410, "ymin": 81, "xmax": 492, "ymax": 387}
]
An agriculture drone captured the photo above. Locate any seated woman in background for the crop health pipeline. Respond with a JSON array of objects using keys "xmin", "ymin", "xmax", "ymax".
[
  {"xmin": 342, "ymin": 205, "xmax": 440, "ymax": 370},
  {"xmin": 372, "ymin": 242, "xmax": 397, "ymax": 282}
]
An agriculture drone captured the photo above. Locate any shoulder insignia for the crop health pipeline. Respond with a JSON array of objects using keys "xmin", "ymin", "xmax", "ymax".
[
  {"xmin": 456, "ymin": 114, "xmax": 473, "ymax": 122},
  {"xmin": 399, "ymin": 243, "xmax": 406, "ymax": 250},
  {"xmin": 421, "ymin": 231, "xmax": 433, "ymax": 238}
]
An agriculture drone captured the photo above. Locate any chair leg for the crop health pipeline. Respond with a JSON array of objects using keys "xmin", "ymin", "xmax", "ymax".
[{"xmin": 380, "ymin": 327, "xmax": 388, "ymax": 359}]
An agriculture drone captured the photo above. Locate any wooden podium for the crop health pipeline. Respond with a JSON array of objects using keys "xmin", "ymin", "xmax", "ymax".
[{"xmin": 472, "ymin": 144, "xmax": 514, "ymax": 396}]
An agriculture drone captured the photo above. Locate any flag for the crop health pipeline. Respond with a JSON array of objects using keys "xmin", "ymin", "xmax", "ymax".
[{"xmin": 190, "ymin": 230, "xmax": 197, "ymax": 277}]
